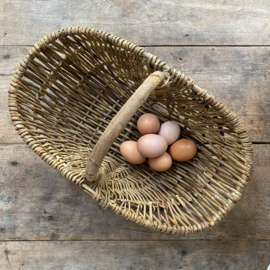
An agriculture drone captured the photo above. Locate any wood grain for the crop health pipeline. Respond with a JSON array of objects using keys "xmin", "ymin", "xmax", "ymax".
[
  {"xmin": 0, "ymin": 46, "xmax": 29, "ymax": 75},
  {"xmin": 0, "ymin": 240, "xmax": 269, "ymax": 270},
  {"xmin": 0, "ymin": 144, "xmax": 268, "ymax": 241},
  {"xmin": 1, "ymin": 46, "xmax": 269, "ymax": 143},
  {"xmin": 0, "ymin": 1, "xmax": 268, "ymax": 269},
  {"xmin": 1, "ymin": 0, "xmax": 270, "ymax": 46}
]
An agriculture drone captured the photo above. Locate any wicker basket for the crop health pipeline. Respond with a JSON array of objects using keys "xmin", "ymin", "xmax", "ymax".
[{"xmin": 8, "ymin": 27, "xmax": 253, "ymax": 234}]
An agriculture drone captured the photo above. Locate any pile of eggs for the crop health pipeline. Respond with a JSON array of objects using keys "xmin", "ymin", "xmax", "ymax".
[{"xmin": 120, "ymin": 113, "xmax": 197, "ymax": 172}]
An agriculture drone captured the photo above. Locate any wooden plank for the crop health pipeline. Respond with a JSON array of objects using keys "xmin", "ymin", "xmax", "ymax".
[
  {"xmin": 0, "ymin": 240, "xmax": 269, "ymax": 270},
  {"xmin": 1, "ymin": 0, "xmax": 270, "ymax": 46},
  {"xmin": 0, "ymin": 46, "xmax": 29, "ymax": 75},
  {"xmin": 0, "ymin": 144, "xmax": 268, "ymax": 240},
  {"xmin": 1, "ymin": 46, "xmax": 269, "ymax": 143}
]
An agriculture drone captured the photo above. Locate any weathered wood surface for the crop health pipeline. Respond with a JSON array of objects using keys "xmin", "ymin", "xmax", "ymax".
[
  {"xmin": 1, "ymin": 0, "xmax": 270, "ymax": 46},
  {"xmin": 1, "ymin": 46, "xmax": 269, "ymax": 143},
  {"xmin": 0, "ymin": 240, "xmax": 269, "ymax": 270},
  {"xmin": 0, "ymin": 144, "xmax": 268, "ymax": 241},
  {"xmin": 1, "ymin": 1, "xmax": 269, "ymax": 268},
  {"xmin": 0, "ymin": 46, "xmax": 29, "ymax": 75}
]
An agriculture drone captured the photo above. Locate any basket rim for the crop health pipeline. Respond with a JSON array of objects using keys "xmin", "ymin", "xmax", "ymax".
[{"xmin": 8, "ymin": 26, "xmax": 254, "ymax": 235}]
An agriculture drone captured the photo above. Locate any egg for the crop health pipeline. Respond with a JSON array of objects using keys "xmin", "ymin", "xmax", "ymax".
[
  {"xmin": 148, "ymin": 152, "xmax": 172, "ymax": 172},
  {"xmin": 137, "ymin": 113, "xmax": 160, "ymax": 134},
  {"xmin": 158, "ymin": 121, "xmax": 180, "ymax": 145},
  {"xmin": 120, "ymin": 141, "xmax": 146, "ymax": 164},
  {"xmin": 137, "ymin": 134, "xmax": 167, "ymax": 158},
  {"xmin": 169, "ymin": 139, "xmax": 197, "ymax": 161}
]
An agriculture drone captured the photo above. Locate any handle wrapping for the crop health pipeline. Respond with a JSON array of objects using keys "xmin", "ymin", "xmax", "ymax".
[{"xmin": 85, "ymin": 71, "xmax": 165, "ymax": 182}]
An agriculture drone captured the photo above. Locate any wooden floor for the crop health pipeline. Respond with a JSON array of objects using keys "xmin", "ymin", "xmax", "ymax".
[{"xmin": 0, "ymin": 0, "xmax": 270, "ymax": 269}]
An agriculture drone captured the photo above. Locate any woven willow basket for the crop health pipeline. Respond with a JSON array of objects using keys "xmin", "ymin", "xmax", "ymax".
[{"xmin": 8, "ymin": 27, "xmax": 253, "ymax": 234}]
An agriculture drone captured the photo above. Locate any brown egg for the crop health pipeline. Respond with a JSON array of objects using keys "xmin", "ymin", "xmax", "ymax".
[
  {"xmin": 158, "ymin": 121, "xmax": 181, "ymax": 145},
  {"xmin": 169, "ymin": 139, "xmax": 197, "ymax": 161},
  {"xmin": 137, "ymin": 134, "xmax": 167, "ymax": 158},
  {"xmin": 137, "ymin": 113, "xmax": 160, "ymax": 134},
  {"xmin": 120, "ymin": 141, "xmax": 146, "ymax": 164},
  {"xmin": 148, "ymin": 152, "xmax": 172, "ymax": 172}
]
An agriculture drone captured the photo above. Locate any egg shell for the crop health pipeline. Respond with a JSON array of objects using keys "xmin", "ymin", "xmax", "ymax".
[
  {"xmin": 158, "ymin": 121, "xmax": 181, "ymax": 145},
  {"xmin": 148, "ymin": 152, "xmax": 172, "ymax": 172},
  {"xmin": 120, "ymin": 141, "xmax": 146, "ymax": 164},
  {"xmin": 169, "ymin": 139, "xmax": 197, "ymax": 161},
  {"xmin": 137, "ymin": 134, "xmax": 167, "ymax": 158},
  {"xmin": 137, "ymin": 113, "xmax": 160, "ymax": 135}
]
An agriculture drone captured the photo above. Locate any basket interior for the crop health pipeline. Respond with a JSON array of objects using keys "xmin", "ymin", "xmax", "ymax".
[{"xmin": 9, "ymin": 27, "xmax": 253, "ymax": 234}]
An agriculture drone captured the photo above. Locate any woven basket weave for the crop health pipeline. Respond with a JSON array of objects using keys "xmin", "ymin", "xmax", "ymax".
[{"xmin": 8, "ymin": 27, "xmax": 253, "ymax": 234}]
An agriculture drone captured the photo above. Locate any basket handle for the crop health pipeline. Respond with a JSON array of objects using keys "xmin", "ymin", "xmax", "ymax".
[{"xmin": 85, "ymin": 71, "xmax": 165, "ymax": 182}]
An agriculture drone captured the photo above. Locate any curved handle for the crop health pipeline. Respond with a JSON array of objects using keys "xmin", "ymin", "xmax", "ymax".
[{"xmin": 85, "ymin": 71, "xmax": 165, "ymax": 182}]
